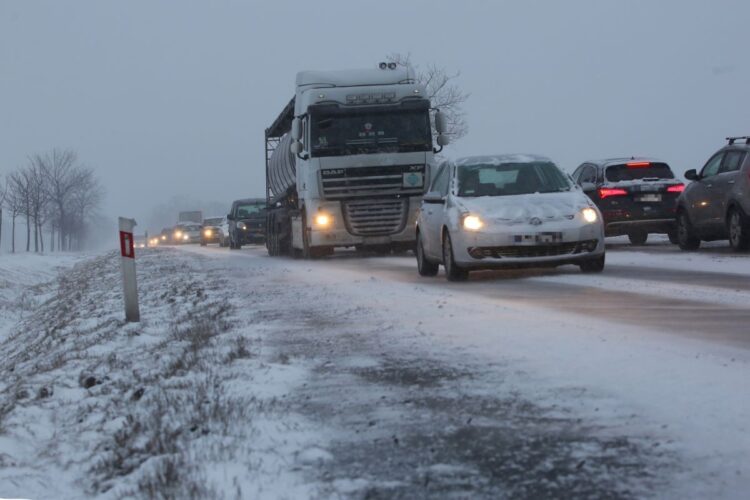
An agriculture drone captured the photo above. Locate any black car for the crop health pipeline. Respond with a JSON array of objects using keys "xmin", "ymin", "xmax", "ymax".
[
  {"xmin": 676, "ymin": 136, "xmax": 750, "ymax": 251},
  {"xmin": 572, "ymin": 158, "xmax": 685, "ymax": 245},
  {"xmin": 227, "ymin": 198, "xmax": 267, "ymax": 249}
]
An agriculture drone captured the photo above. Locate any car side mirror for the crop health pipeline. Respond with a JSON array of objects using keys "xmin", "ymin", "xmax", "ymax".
[
  {"xmin": 684, "ymin": 169, "xmax": 699, "ymax": 181},
  {"xmin": 227, "ymin": 213, "xmax": 234, "ymax": 220},
  {"xmin": 580, "ymin": 182, "xmax": 596, "ymax": 192},
  {"xmin": 422, "ymin": 191, "xmax": 445, "ymax": 204}
]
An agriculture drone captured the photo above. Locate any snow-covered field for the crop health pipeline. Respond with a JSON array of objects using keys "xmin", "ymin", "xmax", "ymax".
[{"xmin": 1, "ymin": 242, "xmax": 749, "ymax": 499}]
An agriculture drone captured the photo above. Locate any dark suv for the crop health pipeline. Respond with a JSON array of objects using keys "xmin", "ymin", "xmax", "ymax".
[
  {"xmin": 227, "ymin": 198, "xmax": 267, "ymax": 249},
  {"xmin": 676, "ymin": 136, "xmax": 750, "ymax": 251},
  {"xmin": 572, "ymin": 158, "xmax": 684, "ymax": 245}
]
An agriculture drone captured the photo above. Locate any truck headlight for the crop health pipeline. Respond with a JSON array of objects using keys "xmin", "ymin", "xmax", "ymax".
[
  {"xmin": 462, "ymin": 215, "xmax": 483, "ymax": 231},
  {"xmin": 582, "ymin": 207, "xmax": 598, "ymax": 223},
  {"xmin": 314, "ymin": 213, "xmax": 331, "ymax": 227}
]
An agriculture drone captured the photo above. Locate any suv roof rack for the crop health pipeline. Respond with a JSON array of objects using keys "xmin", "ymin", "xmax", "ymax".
[{"xmin": 726, "ymin": 136, "xmax": 750, "ymax": 145}]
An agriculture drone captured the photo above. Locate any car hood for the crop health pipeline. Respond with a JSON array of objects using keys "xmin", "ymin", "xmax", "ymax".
[{"xmin": 454, "ymin": 191, "xmax": 591, "ymax": 223}]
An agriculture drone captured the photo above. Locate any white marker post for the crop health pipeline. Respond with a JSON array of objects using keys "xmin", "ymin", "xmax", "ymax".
[{"xmin": 118, "ymin": 217, "xmax": 140, "ymax": 322}]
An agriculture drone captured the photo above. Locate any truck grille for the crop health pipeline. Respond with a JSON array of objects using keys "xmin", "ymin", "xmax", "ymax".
[
  {"xmin": 343, "ymin": 198, "xmax": 409, "ymax": 236},
  {"xmin": 320, "ymin": 164, "xmax": 425, "ymax": 199}
]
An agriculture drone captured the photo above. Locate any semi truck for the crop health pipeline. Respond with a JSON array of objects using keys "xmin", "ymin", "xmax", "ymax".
[
  {"xmin": 178, "ymin": 210, "xmax": 203, "ymax": 224},
  {"xmin": 264, "ymin": 63, "xmax": 449, "ymax": 258}
]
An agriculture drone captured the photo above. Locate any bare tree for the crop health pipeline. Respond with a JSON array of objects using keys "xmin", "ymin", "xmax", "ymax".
[
  {"xmin": 67, "ymin": 167, "xmax": 103, "ymax": 250},
  {"xmin": 387, "ymin": 53, "xmax": 469, "ymax": 143},
  {"xmin": 38, "ymin": 149, "xmax": 78, "ymax": 251},
  {"xmin": 0, "ymin": 179, "xmax": 6, "ymax": 251},
  {"xmin": 7, "ymin": 171, "xmax": 30, "ymax": 253},
  {"xmin": 27, "ymin": 158, "xmax": 52, "ymax": 252}
]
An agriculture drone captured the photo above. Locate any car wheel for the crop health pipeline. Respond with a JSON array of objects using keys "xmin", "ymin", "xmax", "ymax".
[
  {"xmin": 442, "ymin": 232, "xmax": 469, "ymax": 282},
  {"xmin": 728, "ymin": 208, "xmax": 750, "ymax": 251},
  {"xmin": 677, "ymin": 211, "xmax": 700, "ymax": 251},
  {"xmin": 627, "ymin": 230, "xmax": 648, "ymax": 246},
  {"xmin": 416, "ymin": 232, "xmax": 439, "ymax": 277},
  {"xmin": 579, "ymin": 254, "xmax": 605, "ymax": 273},
  {"xmin": 667, "ymin": 229, "xmax": 679, "ymax": 245}
]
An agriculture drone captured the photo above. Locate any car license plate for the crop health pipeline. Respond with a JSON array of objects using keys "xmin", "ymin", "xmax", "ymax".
[
  {"xmin": 514, "ymin": 232, "xmax": 563, "ymax": 244},
  {"xmin": 637, "ymin": 194, "xmax": 662, "ymax": 202}
]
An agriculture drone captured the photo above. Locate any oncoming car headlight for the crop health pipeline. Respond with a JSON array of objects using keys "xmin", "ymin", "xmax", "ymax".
[
  {"xmin": 237, "ymin": 222, "xmax": 247, "ymax": 230},
  {"xmin": 462, "ymin": 215, "xmax": 483, "ymax": 231},
  {"xmin": 204, "ymin": 229, "xmax": 212, "ymax": 237},
  {"xmin": 582, "ymin": 207, "xmax": 598, "ymax": 223}
]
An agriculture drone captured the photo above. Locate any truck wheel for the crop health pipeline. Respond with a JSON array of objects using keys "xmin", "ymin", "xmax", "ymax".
[
  {"xmin": 442, "ymin": 232, "xmax": 468, "ymax": 282},
  {"xmin": 416, "ymin": 232, "xmax": 439, "ymax": 277},
  {"xmin": 728, "ymin": 208, "xmax": 750, "ymax": 251},
  {"xmin": 628, "ymin": 230, "xmax": 648, "ymax": 245},
  {"xmin": 677, "ymin": 211, "xmax": 700, "ymax": 251}
]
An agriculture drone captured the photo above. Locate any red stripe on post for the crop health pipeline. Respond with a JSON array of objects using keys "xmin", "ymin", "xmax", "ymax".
[{"xmin": 120, "ymin": 231, "xmax": 134, "ymax": 258}]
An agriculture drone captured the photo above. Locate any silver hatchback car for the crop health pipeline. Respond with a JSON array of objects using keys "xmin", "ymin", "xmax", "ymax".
[{"xmin": 416, "ymin": 155, "xmax": 606, "ymax": 281}]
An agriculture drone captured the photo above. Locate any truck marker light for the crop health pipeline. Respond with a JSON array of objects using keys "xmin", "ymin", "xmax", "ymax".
[
  {"xmin": 599, "ymin": 188, "xmax": 628, "ymax": 199},
  {"xmin": 667, "ymin": 184, "xmax": 685, "ymax": 193}
]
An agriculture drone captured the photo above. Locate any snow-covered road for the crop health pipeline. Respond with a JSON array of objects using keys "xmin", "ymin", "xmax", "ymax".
[
  {"xmin": 1, "ymin": 240, "xmax": 748, "ymax": 499},
  {"xmin": 179, "ymin": 239, "xmax": 750, "ymax": 498}
]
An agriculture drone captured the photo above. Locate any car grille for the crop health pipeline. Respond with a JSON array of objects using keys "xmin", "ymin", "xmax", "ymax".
[
  {"xmin": 468, "ymin": 240, "xmax": 598, "ymax": 259},
  {"xmin": 342, "ymin": 198, "xmax": 409, "ymax": 236},
  {"xmin": 320, "ymin": 164, "xmax": 425, "ymax": 199}
]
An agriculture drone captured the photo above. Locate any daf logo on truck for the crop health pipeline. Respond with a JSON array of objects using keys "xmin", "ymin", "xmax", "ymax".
[{"xmin": 263, "ymin": 63, "xmax": 450, "ymax": 259}]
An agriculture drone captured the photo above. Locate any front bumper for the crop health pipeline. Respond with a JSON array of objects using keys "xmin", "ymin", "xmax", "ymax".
[{"xmin": 451, "ymin": 219, "xmax": 605, "ymax": 269}]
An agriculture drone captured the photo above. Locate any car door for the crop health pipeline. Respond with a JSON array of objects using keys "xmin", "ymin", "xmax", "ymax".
[
  {"xmin": 577, "ymin": 164, "xmax": 599, "ymax": 198},
  {"xmin": 688, "ymin": 152, "xmax": 724, "ymax": 228},
  {"xmin": 421, "ymin": 163, "xmax": 450, "ymax": 259},
  {"xmin": 713, "ymin": 150, "xmax": 747, "ymax": 221}
]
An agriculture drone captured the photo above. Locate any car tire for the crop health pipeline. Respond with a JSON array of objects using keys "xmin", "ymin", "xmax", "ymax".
[
  {"xmin": 667, "ymin": 229, "xmax": 679, "ymax": 245},
  {"xmin": 442, "ymin": 231, "xmax": 469, "ymax": 282},
  {"xmin": 728, "ymin": 208, "xmax": 750, "ymax": 251},
  {"xmin": 677, "ymin": 211, "xmax": 701, "ymax": 251},
  {"xmin": 628, "ymin": 230, "xmax": 648, "ymax": 246},
  {"xmin": 579, "ymin": 254, "xmax": 605, "ymax": 273},
  {"xmin": 416, "ymin": 232, "xmax": 439, "ymax": 277}
]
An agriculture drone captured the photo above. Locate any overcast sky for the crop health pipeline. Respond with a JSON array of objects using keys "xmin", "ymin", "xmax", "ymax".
[{"xmin": 2, "ymin": 0, "xmax": 749, "ymax": 230}]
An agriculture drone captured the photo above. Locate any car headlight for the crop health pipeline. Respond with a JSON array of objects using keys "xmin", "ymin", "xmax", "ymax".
[
  {"xmin": 183, "ymin": 234, "xmax": 189, "ymax": 240},
  {"xmin": 204, "ymin": 229, "xmax": 212, "ymax": 237},
  {"xmin": 582, "ymin": 207, "xmax": 598, "ymax": 223},
  {"xmin": 237, "ymin": 222, "xmax": 247, "ymax": 230},
  {"xmin": 462, "ymin": 215, "xmax": 484, "ymax": 231},
  {"xmin": 314, "ymin": 213, "xmax": 331, "ymax": 227},
  {"xmin": 161, "ymin": 235, "xmax": 166, "ymax": 240}
]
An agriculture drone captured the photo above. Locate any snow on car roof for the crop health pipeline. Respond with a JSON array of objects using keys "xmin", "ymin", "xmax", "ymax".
[{"xmin": 455, "ymin": 154, "xmax": 554, "ymax": 166}]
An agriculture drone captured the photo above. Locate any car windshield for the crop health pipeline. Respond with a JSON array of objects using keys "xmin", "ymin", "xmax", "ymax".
[
  {"xmin": 605, "ymin": 162, "xmax": 674, "ymax": 182},
  {"xmin": 310, "ymin": 106, "xmax": 432, "ymax": 157},
  {"xmin": 203, "ymin": 218, "xmax": 223, "ymax": 226},
  {"xmin": 457, "ymin": 161, "xmax": 572, "ymax": 197},
  {"xmin": 236, "ymin": 204, "xmax": 265, "ymax": 218}
]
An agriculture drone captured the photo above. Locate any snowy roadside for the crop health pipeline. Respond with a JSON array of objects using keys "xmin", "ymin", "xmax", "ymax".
[
  {"xmin": 0, "ymin": 248, "xmax": 320, "ymax": 499},
  {"xmin": 0, "ymin": 253, "xmax": 85, "ymax": 342}
]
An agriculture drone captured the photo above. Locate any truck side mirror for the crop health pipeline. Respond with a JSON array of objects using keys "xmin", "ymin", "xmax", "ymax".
[
  {"xmin": 227, "ymin": 213, "xmax": 234, "ymax": 220},
  {"xmin": 434, "ymin": 110, "xmax": 447, "ymax": 135},
  {"xmin": 436, "ymin": 135, "xmax": 449, "ymax": 147},
  {"xmin": 291, "ymin": 118, "xmax": 302, "ymax": 141},
  {"xmin": 290, "ymin": 141, "xmax": 303, "ymax": 154}
]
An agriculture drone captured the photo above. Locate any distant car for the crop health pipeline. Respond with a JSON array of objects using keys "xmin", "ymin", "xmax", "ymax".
[
  {"xmin": 676, "ymin": 136, "xmax": 750, "ymax": 251},
  {"xmin": 571, "ymin": 157, "xmax": 684, "ymax": 245},
  {"xmin": 160, "ymin": 228, "xmax": 171, "ymax": 244},
  {"xmin": 227, "ymin": 198, "xmax": 267, "ymax": 249},
  {"xmin": 416, "ymin": 155, "xmax": 605, "ymax": 281},
  {"xmin": 172, "ymin": 223, "xmax": 201, "ymax": 244},
  {"xmin": 201, "ymin": 216, "xmax": 227, "ymax": 246}
]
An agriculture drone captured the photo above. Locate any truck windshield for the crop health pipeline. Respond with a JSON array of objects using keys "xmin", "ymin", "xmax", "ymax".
[
  {"xmin": 310, "ymin": 107, "xmax": 432, "ymax": 157},
  {"xmin": 458, "ymin": 162, "xmax": 572, "ymax": 197}
]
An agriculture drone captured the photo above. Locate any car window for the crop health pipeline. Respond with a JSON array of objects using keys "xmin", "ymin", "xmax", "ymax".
[
  {"xmin": 720, "ymin": 151, "xmax": 746, "ymax": 173},
  {"xmin": 701, "ymin": 153, "xmax": 723, "ymax": 178},
  {"xmin": 430, "ymin": 163, "xmax": 450, "ymax": 196},
  {"xmin": 457, "ymin": 161, "xmax": 571, "ymax": 197},
  {"xmin": 605, "ymin": 162, "xmax": 674, "ymax": 182},
  {"xmin": 579, "ymin": 165, "xmax": 597, "ymax": 184}
]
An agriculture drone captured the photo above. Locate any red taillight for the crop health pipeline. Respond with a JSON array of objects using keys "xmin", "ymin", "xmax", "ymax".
[
  {"xmin": 599, "ymin": 188, "xmax": 628, "ymax": 199},
  {"xmin": 626, "ymin": 161, "xmax": 651, "ymax": 168},
  {"xmin": 667, "ymin": 184, "xmax": 685, "ymax": 193}
]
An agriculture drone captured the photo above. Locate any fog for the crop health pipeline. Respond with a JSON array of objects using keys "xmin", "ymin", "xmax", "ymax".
[{"xmin": 1, "ymin": 0, "xmax": 748, "ymax": 238}]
